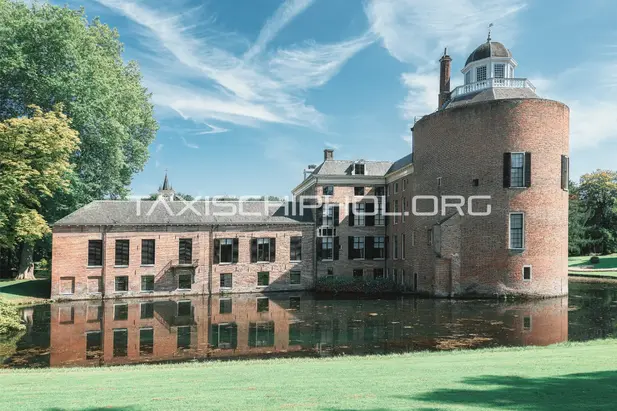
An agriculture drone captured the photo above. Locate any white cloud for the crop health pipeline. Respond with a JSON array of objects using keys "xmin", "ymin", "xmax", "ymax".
[
  {"xmin": 96, "ymin": 0, "xmax": 371, "ymax": 130},
  {"xmin": 324, "ymin": 141, "xmax": 342, "ymax": 150},
  {"xmin": 196, "ymin": 123, "xmax": 230, "ymax": 135},
  {"xmin": 180, "ymin": 136, "xmax": 199, "ymax": 149},
  {"xmin": 155, "ymin": 143, "xmax": 164, "ymax": 153},
  {"xmin": 244, "ymin": 0, "xmax": 316, "ymax": 61}
]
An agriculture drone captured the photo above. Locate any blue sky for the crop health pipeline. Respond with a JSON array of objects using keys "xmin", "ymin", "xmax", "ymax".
[{"xmin": 49, "ymin": 0, "xmax": 617, "ymax": 197}]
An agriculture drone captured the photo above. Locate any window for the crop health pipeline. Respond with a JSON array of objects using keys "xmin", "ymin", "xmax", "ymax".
[
  {"xmin": 393, "ymin": 235, "xmax": 399, "ymax": 259},
  {"xmin": 352, "ymin": 236, "xmax": 365, "ymax": 259},
  {"xmin": 178, "ymin": 238, "xmax": 193, "ymax": 264},
  {"xmin": 393, "ymin": 268, "xmax": 398, "ymax": 283},
  {"xmin": 212, "ymin": 323, "xmax": 238, "ymax": 349},
  {"xmin": 289, "ymin": 297, "xmax": 301, "ymax": 310},
  {"xmin": 220, "ymin": 273, "xmax": 232, "ymax": 289},
  {"xmin": 402, "ymin": 234, "xmax": 406, "ymax": 260},
  {"xmin": 141, "ymin": 275, "xmax": 154, "ymax": 292},
  {"xmin": 88, "ymin": 240, "xmax": 103, "ymax": 267},
  {"xmin": 353, "ymin": 269, "xmax": 363, "ymax": 279},
  {"xmin": 219, "ymin": 298, "xmax": 232, "ymax": 314},
  {"xmin": 114, "ymin": 304, "xmax": 128, "ymax": 321},
  {"xmin": 375, "ymin": 186, "xmax": 385, "ymax": 197},
  {"xmin": 177, "ymin": 301, "xmax": 192, "ymax": 317},
  {"xmin": 322, "ymin": 237, "xmax": 333, "ymax": 260},
  {"xmin": 177, "ymin": 326, "xmax": 191, "ymax": 350},
  {"xmin": 393, "ymin": 200, "xmax": 399, "ymax": 224},
  {"xmin": 59, "ymin": 306, "xmax": 74, "ymax": 324},
  {"xmin": 139, "ymin": 328, "xmax": 154, "ymax": 356},
  {"xmin": 323, "ymin": 205, "xmax": 336, "ymax": 227},
  {"xmin": 257, "ymin": 271, "xmax": 270, "ymax": 287},
  {"xmin": 509, "ymin": 213, "xmax": 525, "ymax": 249},
  {"xmin": 178, "ymin": 273, "xmax": 192, "ymax": 290},
  {"xmin": 561, "ymin": 155, "xmax": 569, "ymax": 191},
  {"xmin": 354, "ymin": 186, "xmax": 365, "ymax": 196},
  {"xmin": 354, "ymin": 163, "xmax": 365, "ymax": 175},
  {"xmin": 403, "ymin": 179, "xmax": 407, "ymax": 191},
  {"xmin": 413, "ymin": 273, "xmax": 418, "ymax": 291},
  {"xmin": 523, "ymin": 316, "xmax": 532, "ymax": 331},
  {"xmin": 327, "ymin": 267, "xmax": 334, "ymax": 277},
  {"xmin": 249, "ymin": 322, "xmax": 275, "ymax": 347},
  {"xmin": 257, "ymin": 297, "xmax": 269, "ymax": 312},
  {"xmin": 374, "ymin": 236, "xmax": 385, "ymax": 259},
  {"xmin": 402, "ymin": 198, "xmax": 406, "ymax": 222},
  {"xmin": 375, "ymin": 201, "xmax": 385, "ymax": 226},
  {"xmin": 476, "ymin": 65, "xmax": 487, "ymax": 81},
  {"xmin": 510, "ymin": 153, "xmax": 525, "ymax": 187},
  {"xmin": 86, "ymin": 331, "xmax": 102, "ymax": 360},
  {"xmin": 87, "ymin": 304, "xmax": 103, "ymax": 322},
  {"xmin": 465, "ymin": 70, "xmax": 472, "ymax": 84},
  {"xmin": 290, "ymin": 271, "xmax": 301, "ymax": 285},
  {"xmin": 113, "ymin": 329, "xmax": 128, "ymax": 357},
  {"xmin": 394, "ymin": 182, "xmax": 399, "ymax": 194},
  {"xmin": 290, "ymin": 237, "xmax": 302, "ymax": 261},
  {"xmin": 494, "ymin": 63, "xmax": 505, "ymax": 79},
  {"xmin": 354, "ymin": 203, "xmax": 365, "ymax": 226},
  {"xmin": 140, "ymin": 302, "xmax": 154, "ymax": 319},
  {"xmin": 115, "ymin": 276, "xmax": 128, "ymax": 292},
  {"xmin": 115, "ymin": 240, "xmax": 129, "ymax": 266},
  {"xmin": 257, "ymin": 238, "xmax": 273, "ymax": 262},
  {"xmin": 437, "ymin": 177, "xmax": 442, "ymax": 187},
  {"xmin": 473, "ymin": 178, "xmax": 480, "ymax": 187},
  {"xmin": 323, "ymin": 185, "xmax": 334, "ymax": 196},
  {"xmin": 217, "ymin": 238, "xmax": 237, "ymax": 264},
  {"xmin": 428, "ymin": 229, "xmax": 433, "ymax": 246},
  {"xmin": 411, "ymin": 231, "xmax": 415, "ymax": 247},
  {"xmin": 373, "ymin": 268, "xmax": 384, "ymax": 279},
  {"xmin": 141, "ymin": 239, "xmax": 155, "ymax": 265},
  {"xmin": 60, "ymin": 277, "xmax": 75, "ymax": 295},
  {"xmin": 523, "ymin": 265, "xmax": 532, "ymax": 281},
  {"xmin": 87, "ymin": 276, "xmax": 102, "ymax": 294}
]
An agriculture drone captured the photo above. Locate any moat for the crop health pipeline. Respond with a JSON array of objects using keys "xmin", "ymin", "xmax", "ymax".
[{"xmin": 2, "ymin": 281, "xmax": 616, "ymax": 368}]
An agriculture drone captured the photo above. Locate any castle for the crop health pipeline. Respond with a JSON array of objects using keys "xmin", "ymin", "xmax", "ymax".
[{"xmin": 51, "ymin": 38, "xmax": 570, "ymax": 300}]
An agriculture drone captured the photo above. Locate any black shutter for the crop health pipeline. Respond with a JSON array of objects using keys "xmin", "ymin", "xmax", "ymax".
[
  {"xmin": 524, "ymin": 152, "xmax": 532, "ymax": 187},
  {"xmin": 232, "ymin": 239, "xmax": 239, "ymax": 263},
  {"xmin": 333, "ymin": 205, "xmax": 340, "ymax": 227},
  {"xmin": 270, "ymin": 238, "xmax": 276, "ymax": 262},
  {"xmin": 250, "ymin": 239, "xmax": 257, "ymax": 263},
  {"xmin": 503, "ymin": 153, "xmax": 511, "ymax": 188},
  {"xmin": 366, "ymin": 236, "xmax": 374, "ymax": 260},
  {"xmin": 230, "ymin": 324, "xmax": 238, "ymax": 349},
  {"xmin": 385, "ymin": 236, "xmax": 389, "ymax": 259},
  {"xmin": 365, "ymin": 202, "xmax": 375, "ymax": 226},
  {"xmin": 316, "ymin": 206, "xmax": 323, "ymax": 226},
  {"xmin": 209, "ymin": 324, "xmax": 219, "ymax": 348},
  {"xmin": 348, "ymin": 203, "xmax": 355, "ymax": 226},
  {"xmin": 348, "ymin": 236, "xmax": 354, "ymax": 260},
  {"xmin": 561, "ymin": 155, "xmax": 569, "ymax": 191},
  {"xmin": 316, "ymin": 238, "xmax": 323, "ymax": 261},
  {"xmin": 333, "ymin": 237, "xmax": 339, "ymax": 260},
  {"xmin": 213, "ymin": 239, "xmax": 220, "ymax": 264}
]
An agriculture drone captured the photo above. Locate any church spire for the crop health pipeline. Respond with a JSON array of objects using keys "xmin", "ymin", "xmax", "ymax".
[{"xmin": 158, "ymin": 170, "xmax": 175, "ymax": 201}]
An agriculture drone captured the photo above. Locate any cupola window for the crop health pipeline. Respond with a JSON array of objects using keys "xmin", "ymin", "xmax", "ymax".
[
  {"xmin": 476, "ymin": 66, "xmax": 487, "ymax": 82},
  {"xmin": 494, "ymin": 64, "xmax": 505, "ymax": 79},
  {"xmin": 465, "ymin": 71, "xmax": 472, "ymax": 84}
]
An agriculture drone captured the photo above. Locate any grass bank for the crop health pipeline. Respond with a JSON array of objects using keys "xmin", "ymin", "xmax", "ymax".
[
  {"xmin": 1, "ymin": 340, "xmax": 617, "ymax": 410},
  {"xmin": 0, "ymin": 279, "xmax": 50, "ymax": 305},
  {"xmin": 568, "ymin": 254, "xmax": 617, "ymax": 278}
]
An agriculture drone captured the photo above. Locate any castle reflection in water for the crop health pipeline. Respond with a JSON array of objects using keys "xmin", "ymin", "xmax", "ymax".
[{"xmin": 48, "ymin": 293, "xmax": 569, "ymax": 368}]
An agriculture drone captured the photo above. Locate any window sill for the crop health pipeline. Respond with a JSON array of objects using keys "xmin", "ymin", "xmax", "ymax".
[
  {"xmin": 220, "ymin": 287, "xmax": 232, "ymax": 291},
  {"xmin": 374, "ymin": 258, "xmax": 385, "ymax": 261},
  {"xmin": 177, "ymin": 288, "xmax": 192, "ymax": 292},
  {"xmin": 114, "ymin": 265, "xmax": 129, "ymax": 269},
  {"xmin": 290, "ymin": 260, "xmax": 302, "ymax": 263},
  {"xmin": 218, "ymin": 262, "xmax": 234, "ymax": 265},
  {"xmin": 60, "ymin": 293, "xmax": 74, "ymax": 296},
  {"xmin": 114, "ymin": 291, "xmax": 128, "ymax": 294},
  {"xmin": 256, "ymin": 285, "xmax": 269, "ymax": 288},
  {"xmin": 289, "ymin": 283, "xmax": 302, "ymax": 286},
  {"xmin": 140, "ymin": 264, "xmax": 155, "ymax": 268},
  {"xmin": 87, "ymin": 266, "xmax": 103, "ymax": 269},
  {"xmin": 353, "ymin": 258, "xmax": 366, "ymax": 261},
  {"xmin": 140, "ymin": 290, "xmax": 154, "ymax": 293},
  {"xmin": 87, "ymin": 292, "xmax": 102, "ymax": 295},
  {"xmin": 256, "ymin": 261, "xmax": 272, "ymax": 264}
]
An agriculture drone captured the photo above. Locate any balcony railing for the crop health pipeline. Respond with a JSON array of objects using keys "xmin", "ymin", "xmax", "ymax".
[{"xmin": 450, "ymin": 77, "xmax": 536, "ymax": 99}]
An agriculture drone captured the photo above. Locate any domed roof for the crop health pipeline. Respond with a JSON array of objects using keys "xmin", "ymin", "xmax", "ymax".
[{"xmin": 465, "ymin": 41, "xmax": 512, "ymax": 66}]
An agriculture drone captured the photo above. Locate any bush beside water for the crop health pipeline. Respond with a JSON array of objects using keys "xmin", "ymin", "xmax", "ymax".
[
  {"xmin": 590, "ymin": 256, "xmax": 601, "ymax": 264},
  {"xmin": 0, "ymin": 298, "xmax": 25, "ymax": 335},
  {"xmin": 315, "ymin": 276, "xmax": 404, "ymax": 295}
]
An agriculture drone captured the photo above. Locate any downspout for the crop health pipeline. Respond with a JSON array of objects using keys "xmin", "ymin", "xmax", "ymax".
[{"xmin": 101, "ymin": 225, "xmax": 108, "ymax": 299}]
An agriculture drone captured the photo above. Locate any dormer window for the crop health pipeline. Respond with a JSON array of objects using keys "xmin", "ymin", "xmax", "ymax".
[
  {"xmin": 476, "ymin": 66, "xmax": 487, "ymax": 82},
  {"xmin": 494, "ymin": 64, "xmax": 505, "ymax": 79},
  {"xmin": 354, "ymin": 162, "xmax": 365, "ymax": 175}
]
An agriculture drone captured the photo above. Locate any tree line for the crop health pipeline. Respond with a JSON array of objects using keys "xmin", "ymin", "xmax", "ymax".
[{"xmin": 569, "ymin": 170, "xmax": 617, "ymax": 256}]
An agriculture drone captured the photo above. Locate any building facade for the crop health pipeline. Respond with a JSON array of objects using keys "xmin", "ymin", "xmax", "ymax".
[{"xmin": 52, "ymin": 38, "xmax": 569, "ymax": 300}]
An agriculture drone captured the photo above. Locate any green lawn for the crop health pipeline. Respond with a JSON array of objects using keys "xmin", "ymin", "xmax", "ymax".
[
  {"xmin": 568, "ymin": 254, "xmax": 617, "ymax": 269},
  {"xmin": 0, "ymin": 279, "xmax": 50, "ymax": 305},
  {"xmin": 1, "ymin": 340, "xmax": 617, "ymax": 410}
]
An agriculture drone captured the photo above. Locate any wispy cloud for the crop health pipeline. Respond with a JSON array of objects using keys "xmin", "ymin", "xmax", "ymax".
[
  {"xmin": 180, "ymin": 136, "xmax": 199, "ymax": 149},
  {"xmin": 196, "ymin": 123, "xmax": 230, "ymax": 135},
  {"xmin": 244, "ymin": 0, "xmax": 316, "ymax": 61},
  {"xmin": 155, "ymin": 143, "xmax": 164, "ymax": 153},
  {"xmin": 96, "ymin": 0, "xmax": 372, "ymax": 130}
]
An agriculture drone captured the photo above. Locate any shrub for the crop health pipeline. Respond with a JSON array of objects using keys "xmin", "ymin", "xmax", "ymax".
[
  {"xmin": 315, "ymin": 276, "xmax": 403, "ymax": 295},
  {"xmin": 0, "ymin": 298, "xmax": 25, "ymax": 336},
  {"xmin": 590, "ymin": 256, "xmax": 601, "ymax": 264}
]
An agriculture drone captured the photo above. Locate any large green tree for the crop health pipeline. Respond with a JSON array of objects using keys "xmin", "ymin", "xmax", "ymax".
[
  {"xmin": 0, "ymin": 1, "xmax": 158, "ymax": 274},
  {"xmin": 568, "ymin": 181, "xmax": 593, "ymax": 256},
  {"xmin": 0, "ymin": 106, "xmax": 80, "ymax": 278},
  {"xmin": 577, "ymin": 170, "xmax": 617, "ymax": 255}
]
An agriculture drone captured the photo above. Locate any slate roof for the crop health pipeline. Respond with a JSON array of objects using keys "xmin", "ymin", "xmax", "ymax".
[
  {"xmin": 445, "ymin": 87, "xmax": 538, "ymax": 109},
  {"xmin": 465, "ymin": 41, "xmax": 512, "ymax": 66},
  {"xmin": 54, "ymin": 201, "xmax": 313, "ymax": 227},
  {"xmin": 387, "ymin": 153, "xmax": 413, "ymax": 174},
  {"xmin": 311, "ymin": 160, "xmax": 394, "ymax": 177}
]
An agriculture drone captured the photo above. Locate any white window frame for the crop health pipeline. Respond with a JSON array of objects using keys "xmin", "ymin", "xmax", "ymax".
[
  {"xmin": 374, "ymin": 236, "xmax": 385, "ymax": 260},
  {"xmin": 354, "ymin": 203, "xmax": 365, "ymax": 226},
  {"xmin": 509, "ymin": 212, "xmax": 525, "ymax": 250},
  {"xmin": 393, "ymin": 235, "xmax": 399, "ymax": 260},
  {"xmin": 476, "ymin": 65, "xmax": 487, "ymax": 82},
  {"xmin": 393, "ymin": 200, "xmax": 399, "ymax": 224},
  {"xmin": 322, "ymin": 237, "xmax": 334, "ymax": 261},
  {"xmin": 402, "ymin": 234, "xmax": 406, "ymax": 260},
  {"xmin": 256, "ymin": 238, "xmax": 272, "ymax": 263},
  {"xmin": 510, "ymin": 152, "xmax": 526, "ymax": 188},
  {"xmin": 219, "ymin": 238, "xmax": 234, "ymax": 264},
  {"xmin": 353, "ymin": 236, "xmax": 365, "ymax": 260},
  {"xmin": 522, "ymin": 265, "xmax": 532, "ymax": 282},
  {"xmin": 220, "ymin": 272, "xmax": 233, "ymax": 290},
  {"xmin": 375, "ymin": 201, "xmax": 385, "ymax": 226},
  {"xmin": 494, "ymin": 63, "xmax": 505, "ymax": 79}
]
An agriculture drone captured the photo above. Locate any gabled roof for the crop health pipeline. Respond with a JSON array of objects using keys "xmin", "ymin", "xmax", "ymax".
[
  {"xmin": 311, "ymin": 160, "xmax": 394, "ymax": 177},
  {"xmin": 387, "ymin": 153, "xmax": 413, "ymax": 174},
  {"xmin": 54, "ymin": 200, "xmax": 313, "ymax": 227}
]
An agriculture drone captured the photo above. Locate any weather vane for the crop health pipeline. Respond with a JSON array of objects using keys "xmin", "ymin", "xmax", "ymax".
[{"xmin": 488, "ymin": 23, "xmax": 494, "ymax": 42}]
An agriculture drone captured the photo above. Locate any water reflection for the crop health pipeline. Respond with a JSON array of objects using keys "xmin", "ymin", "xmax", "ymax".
[{"xmin": 1, "ymin": 291, "xmax": 575, "ymax": 368}]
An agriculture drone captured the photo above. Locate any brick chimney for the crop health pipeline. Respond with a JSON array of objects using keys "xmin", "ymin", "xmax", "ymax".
[
  {"xmin": 438, "ymin": 48, "xmax": 452, "ymax": 109},
  {"xmin": 324, "ymin": 149, "xmax": 334, "ymax": 161}
]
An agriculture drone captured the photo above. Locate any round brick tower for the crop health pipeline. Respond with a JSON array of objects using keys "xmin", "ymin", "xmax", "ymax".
[{"xmin": 409, "ymin": 39, "xmax": 569, "ymax": 298}]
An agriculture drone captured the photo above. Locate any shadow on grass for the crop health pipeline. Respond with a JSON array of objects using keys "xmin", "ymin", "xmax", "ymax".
[
  {"xmin": 571, "ymin": 255, "xmax": 617, "ymax": 270},
  {"xmin": 46, "ymin": 408, "xmax": 139, "ymax": 411},
  {"xmin": 0, "ymin": 279, "xmax": 50, "ymax": 299},
  {"xmin": 411, "ymin": 371, "xmax": 617, "ymax": 410}
]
